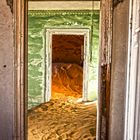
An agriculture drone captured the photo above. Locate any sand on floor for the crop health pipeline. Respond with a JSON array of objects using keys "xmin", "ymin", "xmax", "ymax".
[{"xmin": 28, "ymin": 98, "xmax": 97, "ymax": 140}]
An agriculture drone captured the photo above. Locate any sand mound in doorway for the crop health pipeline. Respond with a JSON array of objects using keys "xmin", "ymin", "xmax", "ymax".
[
  {"xmin": 28, "ymin": 98, "xmax": 97, "ymax": 140},
  {"xmin": 52, "ymin": 63, "xmax": 83, "ymax": 99}
]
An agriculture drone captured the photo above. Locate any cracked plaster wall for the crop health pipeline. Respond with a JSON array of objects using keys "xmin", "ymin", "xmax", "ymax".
[{"xmin": 0, "ymin": 0, "xmax": 14, "ymax": 139}]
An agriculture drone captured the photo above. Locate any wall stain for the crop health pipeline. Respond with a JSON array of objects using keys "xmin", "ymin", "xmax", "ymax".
[{"xmin": 6, "ymin": 0, "xmax": 13, "ymax": 13}]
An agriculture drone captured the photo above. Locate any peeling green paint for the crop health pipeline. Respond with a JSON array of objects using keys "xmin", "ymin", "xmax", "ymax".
[{"xmin": 28, "ymin": 10, "xmax": 99, "ymax": 109}]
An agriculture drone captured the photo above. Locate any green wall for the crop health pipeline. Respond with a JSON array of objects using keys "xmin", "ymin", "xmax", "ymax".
[{"xmin": 28, "ymin": 10, "xmax": 100, "ymax": 109}]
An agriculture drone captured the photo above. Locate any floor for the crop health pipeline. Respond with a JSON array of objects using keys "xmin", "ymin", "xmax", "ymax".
[{"xmin": 28, "ymin": 97, "xmax": 97, "ymax": 140}]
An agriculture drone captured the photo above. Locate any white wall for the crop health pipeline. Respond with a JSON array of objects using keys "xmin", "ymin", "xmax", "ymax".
[{"xmin": 0, "ymin": 0, "xmax": 14, "ymax": 139}]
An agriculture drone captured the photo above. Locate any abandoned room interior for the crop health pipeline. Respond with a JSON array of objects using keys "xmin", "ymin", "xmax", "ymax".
[{"xmin": 0, "ymin": 0, "xmax": 140, "ymax": 140}]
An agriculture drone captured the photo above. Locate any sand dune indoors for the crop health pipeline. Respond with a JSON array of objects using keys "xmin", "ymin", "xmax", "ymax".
[{"xmin": 28, "ymin": 98, "xmax": 97, "ymax": 140}]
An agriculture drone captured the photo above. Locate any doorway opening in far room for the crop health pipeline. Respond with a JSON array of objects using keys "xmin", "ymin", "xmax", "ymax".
[{"xmin": 51, "ymin": 34, "xmax": 84, "ymax": 101}]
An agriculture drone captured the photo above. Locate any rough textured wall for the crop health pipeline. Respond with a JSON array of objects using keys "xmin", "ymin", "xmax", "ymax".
[
  {"xmin": 0, "ymin": 0, "xmax": 14, "ymax": 139},
  {"xmin": 109, "ymin": 0, "xmax": 129, "ymax": 139},
  {"xmin": 28, "ymin": 10, "xmax": 99, "ymax": 108}
]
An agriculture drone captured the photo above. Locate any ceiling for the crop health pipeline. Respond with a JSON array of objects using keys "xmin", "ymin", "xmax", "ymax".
[{"xmin": 28, "ymin": 1, "xmax": 100, "ymax": 10}]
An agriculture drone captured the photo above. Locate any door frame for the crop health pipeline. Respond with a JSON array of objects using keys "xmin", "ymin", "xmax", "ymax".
[
  {"xmin": 124, "ymin": 0, "xmax": 140, "ymax": 139},
  {"xmin": 14, "ymin": 0, "xmax": 113, "ymax": 140},
  {"xmin": 13, "ymin": 0, "xmax": 28, "ymax": 139},
  {"xmin": 45, "ymin": 28, "xmax": 90, "ymax": 102}
]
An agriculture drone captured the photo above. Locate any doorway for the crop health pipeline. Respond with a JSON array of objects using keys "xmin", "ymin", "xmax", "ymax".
[
  {"xmin": 51, "ymin": 34, "xmax": 84, "ymax": 100},
  {"xmin": 45, "ymin": 28, "xmax": 90, "ymax": 102},
  {"xmin": 13, "ymin": 0, "xmax": 116, "ymax": 139},
  {"xmin": 27, "ymin": 1, "xmax": 100, "ymax": 140}
]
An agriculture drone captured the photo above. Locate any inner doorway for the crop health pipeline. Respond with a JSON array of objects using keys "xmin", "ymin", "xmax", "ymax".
[
  {"xmin": 51, "ymin": 34, "xmax": 84, "ymax": 100},
  {"xmin": 45, "ymin": 28, "xmax": 90, "ymax": 102}
]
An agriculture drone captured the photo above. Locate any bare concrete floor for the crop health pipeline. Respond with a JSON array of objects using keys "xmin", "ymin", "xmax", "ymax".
[{"xmin": 28, "ymin": 98, "xmax": 97, "ymax": 140}]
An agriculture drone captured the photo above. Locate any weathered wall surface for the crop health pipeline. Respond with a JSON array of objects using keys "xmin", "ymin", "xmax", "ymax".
[
  {"xmin": 0, "ymin": 0, "xmax": 14, "ymax": 139},
  {"xmin": 109, "ymin": 0, "xmax": 129, "ymax": 139}
]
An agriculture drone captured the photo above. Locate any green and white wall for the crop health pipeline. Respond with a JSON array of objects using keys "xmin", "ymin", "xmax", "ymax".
[{"xmin": 28, "ymin": 10, "xmax": 100, "ymax": 108}]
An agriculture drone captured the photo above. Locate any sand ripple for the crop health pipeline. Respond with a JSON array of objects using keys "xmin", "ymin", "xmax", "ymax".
[{"xmin": 28, "ymin": 98, "xmax": 97, "ymax": 140}]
